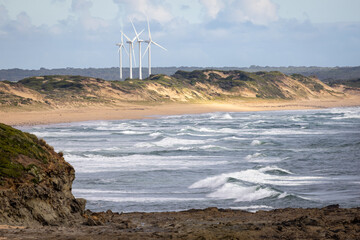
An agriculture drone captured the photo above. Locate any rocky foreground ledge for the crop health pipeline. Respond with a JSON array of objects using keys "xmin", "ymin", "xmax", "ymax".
[{"xmin": 0, "ymin": 123, "xmax": 359, "ymax": 239}]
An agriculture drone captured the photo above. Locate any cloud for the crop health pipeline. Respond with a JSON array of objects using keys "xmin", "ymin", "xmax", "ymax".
[
  {"xmin": 199, "ymin": 0, "xmax": 224, "ymax": 19},
  {"xmin": 230, "ymin": 0, "xmax": 278, "ymax": 25},
  {"xmin": 113, "ymin": 0, "xmax": 173, "ymax": 24},
  {"xmin": 199, "ymin": 0, "xmax": 278, "ymax": 26},
  {"xmin": 71, "ymin": 0, "xmax": 93, "ymax": 12},
  {"xmin": 0, "ymin": 4, "xmax": 8, "ymax": 22},
  {"xmin": 70, "ymin": 0, "xmax": 109, "ymax": 31}
]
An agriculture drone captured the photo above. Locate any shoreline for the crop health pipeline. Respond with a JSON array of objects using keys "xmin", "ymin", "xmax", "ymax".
[
  {"xmin": 1, "ymin": 96, "xmax": 360, "ymax": 126},
  {"xmin": 1, "ymin": 205, "xmax": 359, "ymax": 239}
]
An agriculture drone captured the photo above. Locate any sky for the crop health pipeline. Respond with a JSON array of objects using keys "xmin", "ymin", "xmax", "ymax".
[{"xmin": 0, "ymin": 0, "xmax": 359, "ymax": 69}]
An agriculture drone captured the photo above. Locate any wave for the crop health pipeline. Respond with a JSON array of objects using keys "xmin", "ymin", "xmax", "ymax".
[
  {"xmin": 230, "ymin": 205, "xmax": 273, "ymax": 211},
  {"xmin": 206, "ymin": 183, "xmax": 279, "ymax": 202},
  {"xmin": 149, "ymin": 132, "xmax": 162, "ymax": 138},
  {"xmin": 188, "ymin": 166, "xmax": 310, "ymax": 202},
  {"xmin": 65, "ymin": 153, "xmax": 228, "ymax": 173},
  {"xmin": 245, "ymin": 152, "xmax": 263, "ymax": 160},
  {"xmin": 135, "ymin": 137, "xmax": 213, "ymax": 148},
  {"xmin": 85, "ymin": 196, "xmax": 205, "ymax": 203},
  {"xmin": 209, "ymin": 112, "xmax": 233, "ymax": 120},
  {"xmin": 179, "ymin": 126, "xmax": 236, "ymax": 134},
  {"xmin": 189, "ymin": 166, "xmax": 322, "ymax": 189},
  {"xmin": 245, "ymin": 155, "xmax": 285, "ymax": 163},
  {"xmin": 258, "ymin": 165, "xmax": 293, "ymax": 175},
  {"xmin": 222, "ymin": 136, "xmax": 245, "ymax": 141},
  {"xmin": 250, "ymin": 140, "xmax": 263, "ymax": 146},
  {"xmin": 30, "ymin": 131, "xmax": 106, "ymax": 138},
  {"xmin": 95, "ymin": 122, "xmax": 132, "ymax": 131},
  {"xmin": 112, "ymin": 130, "xmax": 150, "ymax": 135}
]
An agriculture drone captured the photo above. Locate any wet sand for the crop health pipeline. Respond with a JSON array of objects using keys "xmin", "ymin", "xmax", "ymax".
[{"xmin": 1, "ymin": 96, "xmax": 359, "ymax": 126}]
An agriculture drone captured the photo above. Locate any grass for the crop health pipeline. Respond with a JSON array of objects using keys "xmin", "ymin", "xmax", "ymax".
[
  {"xmin": 0, "ymin": 123, "xmax": 52, "ymax": 178},
  {"xmin": 0, "ymin": 70, "xmax": 331, "ymax": 108}
]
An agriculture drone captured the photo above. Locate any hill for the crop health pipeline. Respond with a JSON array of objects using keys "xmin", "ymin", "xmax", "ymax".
[
  {"xmin": 0, "ymin": 70, "xmax": 344, "ymax": 109},
  {"xmin": 1, "ymin": 66, "xmax": 360, "ymax": 82}
]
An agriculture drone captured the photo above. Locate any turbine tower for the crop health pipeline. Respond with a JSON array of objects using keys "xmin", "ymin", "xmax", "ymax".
[
  {"xmin": 115, "ymin": 32, "xmax": 127, "ymax": 80},
  {"xmin": 131, "ymin": 20, "xmax": 144, "ymax": 80},
  {"xmin": 143, "ymin": 18, "xmax": 167, "ymax": 77},
  {"xmin": 122, "ymin": 29, "xmax": 143, "ymax": 79}
]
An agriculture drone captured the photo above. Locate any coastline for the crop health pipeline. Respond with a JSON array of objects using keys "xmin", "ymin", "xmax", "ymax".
[
  {"xmin": 1, "ymin": 206, "xmax": 359, "ymax": 239},
  {"xmin": 1, "ymin": 96, "xmax": 360, "ymax": 126}
]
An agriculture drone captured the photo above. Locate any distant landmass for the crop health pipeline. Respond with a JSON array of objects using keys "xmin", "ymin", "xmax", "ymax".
[
  {"xmin": 1, "ymin": 66, "xmax": 360, "ymax": 82},
  {"xmin": 0, "ymin": 70, "xmax": 348, "ymax": 108}
]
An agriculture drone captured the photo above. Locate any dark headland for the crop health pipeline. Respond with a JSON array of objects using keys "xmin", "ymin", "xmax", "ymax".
[{"xmin": 0, "ymin": 123, "xmax": 359, "ymax": 239}]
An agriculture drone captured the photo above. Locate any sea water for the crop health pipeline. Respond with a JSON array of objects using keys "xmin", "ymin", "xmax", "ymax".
[{"xmin": 20, "ymin": 107, "xmax": 360, "ymax": 212}]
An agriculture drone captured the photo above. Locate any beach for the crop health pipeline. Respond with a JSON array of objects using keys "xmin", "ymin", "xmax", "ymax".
[{"xmin": 1, "ymin": 96, "xmax": 360, "ymax": 126}]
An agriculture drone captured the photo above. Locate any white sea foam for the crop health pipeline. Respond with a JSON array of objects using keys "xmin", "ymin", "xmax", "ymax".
[
  {"xmin": 207, "ymin": 183, "xmax": 278, "ymax": 202},
  {"xmin": 189, "ymin": 166, "xmax": 323, "ymax": 189},
  {"xmin": 73, "ymin": 189, "xmax": 145, "ymax": 194},
  {"xmin": 149, "ymin": 132, "xmax": 162, "ymax": 138},
  {"xmin": 222, "ymin": 136, "xmax": 244, "ymax": 141},
  {"xmin": 245, "ymin": 152, "xmax": 263, "ymax": 160},
  {"xmin": 85, "ymin": 196, "xmax": 205, "ymax": 203},
  {"xmin": 30, "ymin": 131, "xmax": 105, "ymax": 138},
  {"xmin": 136, "ymin": 137, "xmax": 213, "ymax": 148},
  {"xmin": 230, "ymin": 205, "xmax": 273, "ymax": 211},
  {"xmin": 259, "ymin": 166, "xmax": 293, "ymax": 175},
  {"xmin": 95, "ymin": 122, "xmax": 131, "ymax": 131},
  {"xmin": 251, "ymin": 140, "xmax": 262, "ymax": 146},
  {"xmin": 65, "ymin": 154, "xmax": 228, "ymax": 173},
  {"xmin": 209, "ymin": 112, "xmax": 233, "ymax": 120},
  {"xmin": 120, "ymin": 130, "xmax": 149, "ymax": 135}
]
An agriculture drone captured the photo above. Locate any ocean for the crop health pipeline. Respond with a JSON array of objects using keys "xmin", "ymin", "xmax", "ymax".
[{"xmin": 20, "ymin": 107, "xmax": 360, "ymax": 213}]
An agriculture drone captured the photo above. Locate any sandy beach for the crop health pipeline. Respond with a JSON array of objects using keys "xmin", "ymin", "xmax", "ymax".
[{"xmin": 1, "ymin": 96, "xmax": 359, "ymax": 126}]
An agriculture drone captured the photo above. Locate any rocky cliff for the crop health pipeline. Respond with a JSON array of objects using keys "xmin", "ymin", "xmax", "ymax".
[{"xmin": 0, "ymin": 123, "xmax": 85, "ymax": 226}]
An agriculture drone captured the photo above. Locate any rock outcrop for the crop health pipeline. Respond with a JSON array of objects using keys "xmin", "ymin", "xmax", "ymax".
[{"xmin": 0, "ymin": 123, "xmax": 85, "ymax": 226}]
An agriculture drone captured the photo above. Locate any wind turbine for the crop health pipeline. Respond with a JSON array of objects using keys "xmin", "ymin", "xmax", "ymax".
[
  {"xmin": 115, "ymin": 32, "xmax": 128, "ymax": 80},
  {"xmin": 122, "ymin": 29, "xmax": 143, "ymax": 79},
  {"xmin": 131, "ymin": 20, "xmax": 144, "ymax": 80},
  {"xmin": 143, "ymin": 18, "xmax": 167, "ymax": 77}
]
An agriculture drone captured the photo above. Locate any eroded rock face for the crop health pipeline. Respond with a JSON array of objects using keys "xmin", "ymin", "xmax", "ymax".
[{"xmin": 0, "ymin": 123, "xmax": 85, "ymax": 226}]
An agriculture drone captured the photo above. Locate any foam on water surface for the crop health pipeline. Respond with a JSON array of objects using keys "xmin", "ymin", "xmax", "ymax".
[{"xmin": 20, "ymin": 107, "xmax": 360, "ymax": 212}]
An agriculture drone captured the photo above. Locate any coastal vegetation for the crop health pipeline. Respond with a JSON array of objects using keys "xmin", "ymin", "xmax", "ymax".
[
  {"xmin": 0, "ymin": 123, "xmax": 85, "ymax": 226},
  {"xmin": 0, "ymin": 70, "xmax": 347, "ymax": 108},
  {"xmin": 1, "ymin": 66, "xmax": 360, "ymax": 82},
  {"xmin": 0, "ymin": 123, "xmax": 69, "ymax": 185}
]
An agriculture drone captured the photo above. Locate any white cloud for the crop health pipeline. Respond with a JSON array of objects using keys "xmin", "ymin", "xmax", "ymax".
[
  {"xmin": 71, "ymin": 0, "xmax": 109, "ymax": 31},
  {"xmin": 199, "ymin": 0, "xmax": 224, "ymax": 19},
  {"xmin": 113, "ymin": 0, "xmax": 173, "ymax": 24},
  {"xmin": 230, "ymin": 0, "xmax": 278, "ymax": 25},
  {"xmin": 199, "ymin": 0, "xmax": 278, "ymax": 25}
]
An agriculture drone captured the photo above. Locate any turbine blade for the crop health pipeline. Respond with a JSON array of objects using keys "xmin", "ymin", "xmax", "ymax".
[
  {"xmin": 122, "ymin": 31, "xmax": 131, "ymax": 41},
  {"xmin": 132, "ymin": 46, "xmax": 136, "ymax": 67},
  {"xmin": 123, "ymin": 45, "xmax": 129, "ymax": 56},
  {"xmin": 132, "ymin": 29, "xmax": 144, "ymax": 42},
  {"xmin": 147, "ymin": 16, "xmax": 151, "ymax": 40},
  {"xmin": 152, "ymin": 41, "xmax": 167, "ymax": 51},
  {"xmin": 143, "ymin": 43, "xmax": 150, "ymax": 58},
  {"xmin": 131, "ymin": 19, "xmax": 139, "ymax": 40}
]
